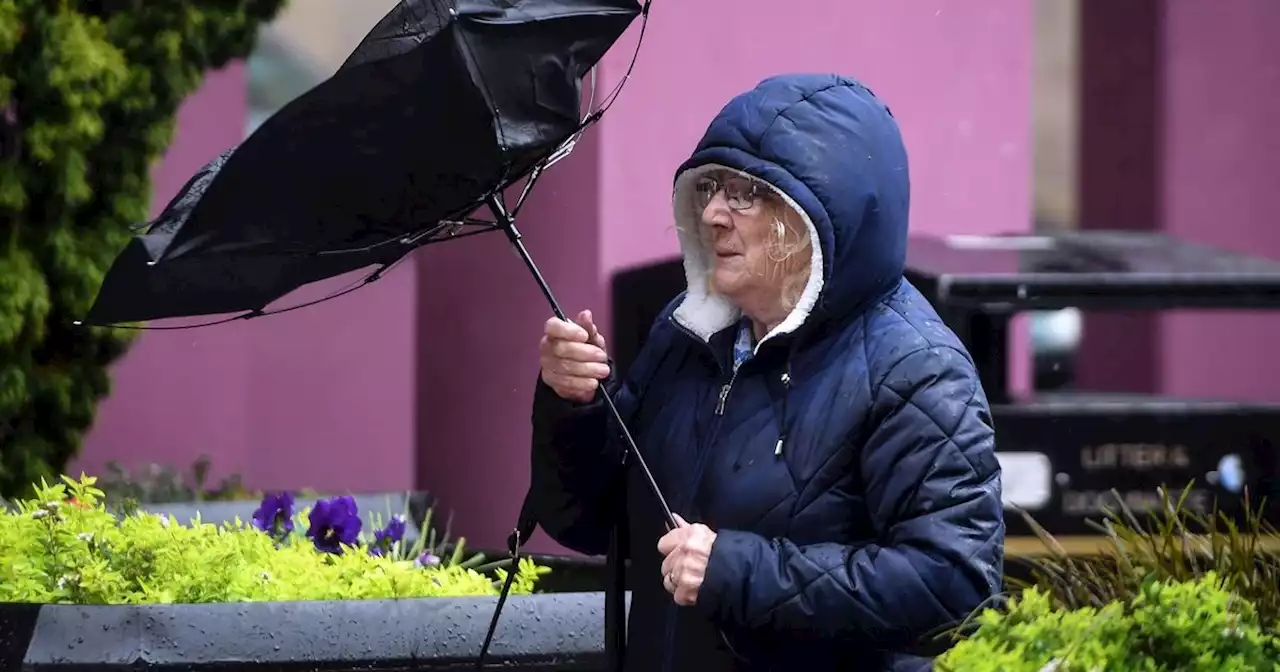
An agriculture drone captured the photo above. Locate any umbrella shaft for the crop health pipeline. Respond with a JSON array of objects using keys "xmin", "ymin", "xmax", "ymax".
[{"xmin": 486, "ymin": 196, "xmax": 677, "ymax": 528}]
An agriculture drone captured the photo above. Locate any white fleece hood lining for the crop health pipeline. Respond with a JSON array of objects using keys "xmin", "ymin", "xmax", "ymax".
[{"xmin": 670, "ymin": 164, "xmax": 826, "ymax": 353}]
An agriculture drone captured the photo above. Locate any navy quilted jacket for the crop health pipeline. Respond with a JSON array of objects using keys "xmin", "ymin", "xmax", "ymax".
[{"xmin": 530, "ymin": 74, "xmax": 1004, "ymax": 672}]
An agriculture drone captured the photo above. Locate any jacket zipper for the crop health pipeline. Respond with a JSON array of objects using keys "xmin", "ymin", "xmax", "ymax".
[
  {"xmin": 662, "ymin": 316, "xmax": 741, "ymax": 672},
  {"xmin": 662, "ymin": 367, "xmax": 737, "ymax": 672},
  {"xmin": 714, "ymin": 368, "xmax": 740, "ymax": 415},
  {"xmin": 696, "ymin": 363, "xmax": 741, "ymax": 503}
]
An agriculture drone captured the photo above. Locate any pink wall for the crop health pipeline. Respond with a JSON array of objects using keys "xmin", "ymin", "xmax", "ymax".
[
  {"xmin": 416, "ymin": 0, "xmax": 1034, "ymax": 553},
  {"xmin": 1159, "ymin": 0, "xmax": 1280, "ymax": 402},
  {"xmin": 75, "ymin": 63, "xmax": 419, "ymax": 494},
  {"xmin": 1074, "ymin": 0, "xmax": 1280, "ymax": 403}
]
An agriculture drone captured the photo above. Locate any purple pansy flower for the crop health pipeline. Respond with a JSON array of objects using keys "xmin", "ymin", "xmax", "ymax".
[
  {"xmin": 368, "ymin": 515, "xmax": 407, "ymax": 557},
  {"xmin": 306, "ymin": 495, "xmax": 362, "ymax": 554},
  {"xmin": 251, "ymin": 492, "xmax": 295, "ymax": 538}
]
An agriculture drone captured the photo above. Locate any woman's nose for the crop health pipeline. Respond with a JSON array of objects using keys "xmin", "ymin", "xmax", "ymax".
[{"xmin": 700, "ymin": 194, "xmax": 733, "ymax": 229}]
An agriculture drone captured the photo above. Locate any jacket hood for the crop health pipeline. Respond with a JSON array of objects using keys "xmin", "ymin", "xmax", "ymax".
[{"xmin": 670, "ymin": 73, "xmax": 911, "ymax": 349}]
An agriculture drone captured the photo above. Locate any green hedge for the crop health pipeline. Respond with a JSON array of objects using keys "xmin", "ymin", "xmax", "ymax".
[{"xmin": 0, "ymin": 1, "xmax": 286, "ymax": 498}]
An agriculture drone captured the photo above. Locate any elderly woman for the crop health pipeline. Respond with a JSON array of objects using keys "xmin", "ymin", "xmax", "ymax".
[{"xmin": 529, "ymin": 73, "xmax": 1004, "ymax": 671}]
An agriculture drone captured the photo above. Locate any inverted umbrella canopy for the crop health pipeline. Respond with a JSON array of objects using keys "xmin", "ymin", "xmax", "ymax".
[{"xmin": 84, "ymin": 0, "xmax": 642, "ymax": 325}]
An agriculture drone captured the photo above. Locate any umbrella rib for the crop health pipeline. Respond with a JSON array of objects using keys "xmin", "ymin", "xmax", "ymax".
[
  {"xmin": 511, "ymin": 165, "xmax": 545, "ymax": 216},
  {"xmin": 76, "ymin": 254, "xmax": 411, "ymax": 330},
  {"xmin": 449, "ymin": 17, "xmax": 512, "ymax": 181},
  {"xmin": 588, "ymin": 0, "xmax": 652, "ymax": 120},
  {"xmin": 262, "ymin": 261, "xmax": 398, "ymax": 316}
]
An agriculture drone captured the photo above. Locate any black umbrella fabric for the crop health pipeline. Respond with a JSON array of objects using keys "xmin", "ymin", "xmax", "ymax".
[{"xmin": 83, "ymin": 0, "xmax": 642, "ymax": 325}]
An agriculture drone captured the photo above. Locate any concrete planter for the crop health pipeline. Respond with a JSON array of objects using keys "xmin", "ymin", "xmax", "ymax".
[{"xmin": 0, "ymin": 592, "xmax": 619, "ymax": 671}]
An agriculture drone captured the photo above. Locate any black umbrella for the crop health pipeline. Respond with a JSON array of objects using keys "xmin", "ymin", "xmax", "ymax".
[
  {"xmin": 81, "ymin": 1, "xmax": 669, "ymax": 670},
  {"xmin": 83, "ymin": 0, "xmax": 643, "ymax": 326}
]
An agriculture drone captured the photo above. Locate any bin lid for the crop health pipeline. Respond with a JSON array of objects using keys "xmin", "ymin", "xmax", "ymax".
[{"xmin": 905, "ymin": 231, "xmax": 1280, "ymax": 310}]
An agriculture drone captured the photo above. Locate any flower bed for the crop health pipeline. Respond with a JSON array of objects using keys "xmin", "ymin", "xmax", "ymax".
[
  {"xmin": 0, "ymin": 475, "xmax": 618, "ymax": 670},
  {"xmin": 0, "ymin": 475, "xmax": 545, "ymax": 603},
  {"xmin": 11, "ymin": 477, "xmax": 1276, "ymax": 670}
]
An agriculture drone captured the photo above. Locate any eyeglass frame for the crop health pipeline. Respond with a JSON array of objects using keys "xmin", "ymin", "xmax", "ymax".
[{"xmin": 692, "ymin": 173, "xmax": 770, "ymax": 212}]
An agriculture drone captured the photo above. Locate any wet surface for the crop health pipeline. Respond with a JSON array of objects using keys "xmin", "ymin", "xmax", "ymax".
[{"xmin": 5, "ymin": 593, "xmax": 626, "ymax": 670}]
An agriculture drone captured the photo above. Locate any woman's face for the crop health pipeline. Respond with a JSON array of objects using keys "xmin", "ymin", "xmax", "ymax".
[{"xmin": 693, "ymin": 172, "xmax": 808, "ymax": 309}]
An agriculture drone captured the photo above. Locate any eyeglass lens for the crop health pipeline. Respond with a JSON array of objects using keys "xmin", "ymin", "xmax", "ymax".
[{"xmin": 694, "ymin": 175, "xmax": 760, "ymax": 211}]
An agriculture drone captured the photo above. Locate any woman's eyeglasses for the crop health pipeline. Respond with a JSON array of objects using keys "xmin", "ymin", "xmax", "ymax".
[{"xmin": 693, "ymin": 174, "xmax": 766, "ymax": 212}]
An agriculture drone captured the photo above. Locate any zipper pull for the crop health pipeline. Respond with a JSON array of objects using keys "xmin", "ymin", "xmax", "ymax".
[
  {"xmin": 775, "ymin": 370, "xmax": 791, "ymax": 457},
  {"xmin": 715, "ymin": 383, "xmax": 731, "ymax": 415}
]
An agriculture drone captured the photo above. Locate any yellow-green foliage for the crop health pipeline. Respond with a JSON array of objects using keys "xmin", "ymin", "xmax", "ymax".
[
  {"xmin": 0, "ymin": 0, "xmax": 286, "ymax": 498},
  {"xmin": 937, "ymin": 574, "xmax": 1280, "ymax": 671},
  {"xmin": 0, "ymin": 475, "xmax": 548, "ymax": 604}
]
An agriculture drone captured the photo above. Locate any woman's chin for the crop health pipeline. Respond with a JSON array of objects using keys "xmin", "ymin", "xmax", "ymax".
[{"xmin": 710, "ymin": 272, "xmax": 746, "ymax": 299}]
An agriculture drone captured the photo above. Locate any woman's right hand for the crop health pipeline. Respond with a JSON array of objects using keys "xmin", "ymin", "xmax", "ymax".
[{"xmin": 540, "ymin": 309, "xmax": 612, "ymax": 404}]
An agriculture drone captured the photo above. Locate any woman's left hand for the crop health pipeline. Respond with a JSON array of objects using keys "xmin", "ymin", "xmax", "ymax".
[{"xmin": 657, "ymin": 514, "xmax": 718, "ymax": 606}]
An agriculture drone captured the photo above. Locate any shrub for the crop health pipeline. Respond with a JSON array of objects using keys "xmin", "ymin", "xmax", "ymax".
[
  {"xmin": 937, "ymin": 574, "xmax": 1280, "ymax": 671},
  {"xmin": 1011, "ymin": 483, "xmax": 1280, "ymax": 628},
  {"xmin": 935, "ymin": 483, "xmax": 1280, "ymax": 669},
  {"xmin": 0, "ymin": 0, "xmax": 287, "ymax": 499},
  {"xmin": 0, "ymin": 475, "xmax": 548, "ymax": 604}
]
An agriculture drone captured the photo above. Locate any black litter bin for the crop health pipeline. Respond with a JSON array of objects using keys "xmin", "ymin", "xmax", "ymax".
[{"xmin": 904, "ymin": 231, "xmax": 1280, "ymax": 543}]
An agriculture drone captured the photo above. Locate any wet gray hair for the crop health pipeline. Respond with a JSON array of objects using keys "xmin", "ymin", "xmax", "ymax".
[{"xmin": 762, "ymin": 199, "xmax": 813, "ymax": 312}]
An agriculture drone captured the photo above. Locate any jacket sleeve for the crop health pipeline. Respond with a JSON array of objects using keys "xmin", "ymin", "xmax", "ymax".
[
  {"xmin": 695, "ymin": 345, "xmax": 1005, "ymax": 648},
  {"xmin": 529, "ymin": 296, "xmax": 685, "ymax": 556},
  {"xmin": 528, "ymin": 376, "xmax": 624, "ymax": 556}
]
